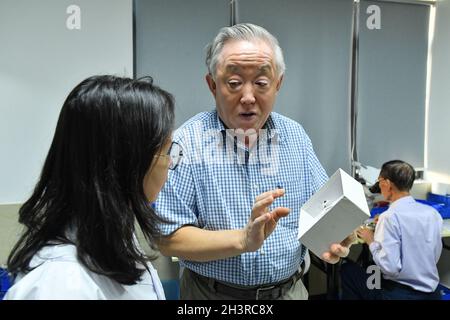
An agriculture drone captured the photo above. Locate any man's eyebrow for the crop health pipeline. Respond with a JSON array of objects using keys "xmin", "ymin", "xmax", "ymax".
[
  {"xmin": 225, "ymin": 65, "xmax": 241, "ymax": 73},
  {"xmin": 224, "ymin": 64, "xmax": 273, "ymax": 74},
  {"xmin": 257, "ymin": 65, "xmax": 273, "ymax": 75}
]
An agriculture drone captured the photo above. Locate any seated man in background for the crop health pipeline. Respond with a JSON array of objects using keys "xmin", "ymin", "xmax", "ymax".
[{"xmin": 341, "ymin": 160, "xmax": 443, "ymax": 300}]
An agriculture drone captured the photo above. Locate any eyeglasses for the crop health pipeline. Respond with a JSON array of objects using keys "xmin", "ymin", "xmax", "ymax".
[
  {"xmin": 157, "ymin": 141, "xmax": 183, "ymax": 170},
  {"xmin": 369, "ymin": 177, "xmax": 387, "ymax": 194},
  {"xmin": 167, "ymin": 141, "xmax": 183, "ymax": 170}
]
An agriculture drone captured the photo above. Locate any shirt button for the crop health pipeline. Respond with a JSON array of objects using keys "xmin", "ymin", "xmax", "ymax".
[{"xmin": 253, "ymin": 184, "xmax": 259, "ymax": 190}]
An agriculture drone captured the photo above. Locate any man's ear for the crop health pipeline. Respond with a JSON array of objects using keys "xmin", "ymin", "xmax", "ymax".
[
  {"xmin": 386, "ymin": 180, "xmax": 395, "ymax": 194},
  {"xmin": 386, "ymin": 179, "xmax": 391, "ymax": 188},
  {"xmin": 206, "ymin": 73, "xmax": 217, "ymax": 96},
  {"xmin": 276, "ymin": 74, "xmax": 284, "ymax": 91}
]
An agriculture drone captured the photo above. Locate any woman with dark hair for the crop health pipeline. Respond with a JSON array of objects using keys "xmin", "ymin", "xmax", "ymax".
[{"xmin": 4, "ymin": 75, "xmax": 177, "ymax": 299}]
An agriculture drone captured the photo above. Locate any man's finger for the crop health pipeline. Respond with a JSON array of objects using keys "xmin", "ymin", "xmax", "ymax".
[
  {"xmin": 254, "ymin": 190, "xmax": 276, "ymax": 202},
  {"xmin": 252, "ymin": 212, "xmax": 270, "ymax": 229},
  {"xmin": 252, "ymin": 196, "xmax": 274, "ymax": 214},
  {"xmin": 321, "ymin": 252, "xmax": 340, "ymax": 264},
  {"xmin": 330, "ymin": 243, "xmax": 349, "ymax": 258},
  {"xmin": 254, "ymin": 188, "xmax": 285, "ymax": 202},
  {"xmin": 356, "ymin": 230, "xmax": 365, "ymax": 237},
  {"xmin": 269, "ymin": 207, "xmax": 290, "ymax": 222}
]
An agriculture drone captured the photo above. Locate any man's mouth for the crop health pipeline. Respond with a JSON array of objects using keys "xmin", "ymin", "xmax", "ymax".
[{"xmin": 239, "ymin": 112, "xmax": 257, "ymax": 119}]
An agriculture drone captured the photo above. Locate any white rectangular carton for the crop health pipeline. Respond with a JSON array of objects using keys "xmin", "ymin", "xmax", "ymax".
[{"xmin": 298, "ymin": 169, "xmax": 370, "ymax": 257}]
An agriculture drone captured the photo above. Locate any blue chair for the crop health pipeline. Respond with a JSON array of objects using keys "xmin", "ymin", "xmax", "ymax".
[
  {"xmin": 0, "ymin": 268, "xmax": 12, "ymax": 300},
  {"xmin": 438, "ymin": 284, "xmax": 450, "ymax": 300},
  {"xmin": 161, "ymin": 279, "xmax": 180, "ymax": 300}
]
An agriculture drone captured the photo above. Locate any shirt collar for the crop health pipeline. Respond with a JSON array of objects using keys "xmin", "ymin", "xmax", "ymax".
[
  {"xmin": 390, "ymin": 195, "xmax": 415, "ymax": 209},
  {"xmin": 215, "ymin": 111, "xmax": 227, "ymax": 132}
]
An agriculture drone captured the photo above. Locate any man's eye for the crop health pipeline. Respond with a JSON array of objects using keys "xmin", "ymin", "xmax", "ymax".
[
  {"xmin": 228, "ymin": 81, "xmax": 241, "ymax": 88},
  {"xmin": 256, "ymin": 80, "xmax": 269, "ymax": 87}
]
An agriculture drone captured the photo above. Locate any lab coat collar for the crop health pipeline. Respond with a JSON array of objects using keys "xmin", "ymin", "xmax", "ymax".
[{"xmin": 29, "ymin": 243, "xmax": 78, "ymax": 268}]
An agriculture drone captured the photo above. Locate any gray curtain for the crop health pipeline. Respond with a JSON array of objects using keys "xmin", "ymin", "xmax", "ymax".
[
  {"xmin": 135, "ymin": 0, "xmax": 229, "ymax": 128},
  {"xmin": 356, "ymin": 0, "xmax": 429, "ymax": 169},
  {"xmin": 136, "ymin": 0, "xmax": 354, "ymax": 176},
  {"xmin": 238, "ymin": 0, "xmax": 354, "ymax": 176}
]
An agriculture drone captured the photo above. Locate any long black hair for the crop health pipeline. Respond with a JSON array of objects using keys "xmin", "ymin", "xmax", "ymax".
[{"xmin": 7, "ymin": 75, "xmax": 175, "ymax": 285}]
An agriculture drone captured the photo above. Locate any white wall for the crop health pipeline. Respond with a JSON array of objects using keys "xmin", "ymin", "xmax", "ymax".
[
  {"xmin": 0, "ymin": 0, "xmax": 133, "ymax": 204},
  {"xmin": 427, "ymin": 0, "xmax": 450, "ymax": 183}
]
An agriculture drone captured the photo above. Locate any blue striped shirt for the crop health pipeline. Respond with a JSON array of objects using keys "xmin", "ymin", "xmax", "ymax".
[{"xmin": 155, "ymin": 110, "xmax": 328, "ymax": 285}]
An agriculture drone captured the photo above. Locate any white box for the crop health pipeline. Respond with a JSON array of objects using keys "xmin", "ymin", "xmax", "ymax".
[{"xmin": 298, "ymin": 168, "xmax": 370, "ymax": 258}]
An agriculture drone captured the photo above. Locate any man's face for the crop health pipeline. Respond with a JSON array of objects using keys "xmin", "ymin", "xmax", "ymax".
[
  {"xmin": 379, "ymin": 177, "xmax": 392, "ymax": 201},
  {"xmin": 206, "ymin": 40, "xmax": 283, "ymax": 132}
]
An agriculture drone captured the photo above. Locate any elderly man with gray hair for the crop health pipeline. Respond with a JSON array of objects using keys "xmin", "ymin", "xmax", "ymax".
[{"xmin": 156, "ymin": 23, "xmax": 350, "ymax": 300}]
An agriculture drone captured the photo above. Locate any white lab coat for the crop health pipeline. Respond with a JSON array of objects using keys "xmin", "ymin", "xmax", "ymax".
[{"xmin": 4, "ymin": 244, "xmax": 166, "ymax": 300}]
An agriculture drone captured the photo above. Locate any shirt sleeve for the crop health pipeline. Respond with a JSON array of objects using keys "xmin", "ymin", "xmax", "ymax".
[
  {"xmin": 154, "ymin": 141, "xmax": 199, "ymax": 236},
  {"xmin": 369, "ymin": 213, "xmax": 402, "ymax": 277},
  {"xmin": 306, "ymin": 131, "xmax": 329, "ymax": 193}
]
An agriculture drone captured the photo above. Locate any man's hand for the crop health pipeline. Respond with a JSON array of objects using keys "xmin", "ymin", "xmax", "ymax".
[
  {"xmin": 321, "ymin": 233, "xmax": 356, "ymax": 264},
  {"xmin": 374, "ymin": 215, "xmax": 380, "ymax": 224},
  {"xmin": 241, "ymin": 189, "xmax": 290, "ymax": 252},
  {"xmin": 356, "ymin": 227, "xmax": 374, "ymax": 245}
]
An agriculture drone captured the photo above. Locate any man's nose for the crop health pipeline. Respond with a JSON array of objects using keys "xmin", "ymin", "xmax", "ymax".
[{"xmin": 240, "ymin": 83, "xmax": 256, "ymax": 105}]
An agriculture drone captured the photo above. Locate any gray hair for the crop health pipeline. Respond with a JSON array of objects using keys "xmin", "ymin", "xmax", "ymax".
[{"xmin": 205, "ymin": 23, "xmax": 286, "ymax": 79}]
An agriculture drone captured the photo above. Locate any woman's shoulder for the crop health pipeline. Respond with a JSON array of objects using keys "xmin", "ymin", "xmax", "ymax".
[
  {"xmin": 5, "ymin": 244, "xmax": 165, "ymax": 300},
  {"xmin": 5, "ymin": 244, "xmax": 105, "ymax": 299}
]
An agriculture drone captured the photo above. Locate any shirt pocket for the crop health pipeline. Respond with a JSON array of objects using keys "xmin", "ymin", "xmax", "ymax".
[{"xmin": 267, "ymin": 178, "xmax": 307, "ymax": 230}]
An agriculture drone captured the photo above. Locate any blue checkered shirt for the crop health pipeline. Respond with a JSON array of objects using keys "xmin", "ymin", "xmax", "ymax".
[{"xmin": 155, "ymin": 110, "xmax": 328, "ymax": 286}]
